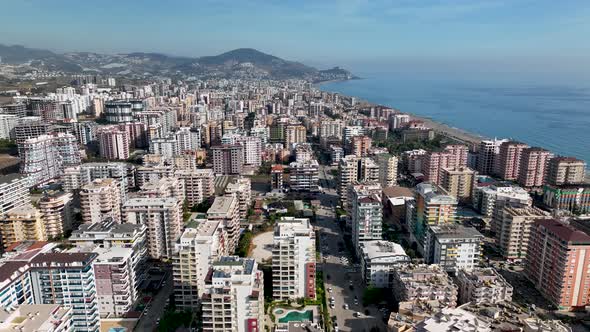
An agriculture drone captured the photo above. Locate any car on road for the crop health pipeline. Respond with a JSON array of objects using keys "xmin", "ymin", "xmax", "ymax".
[
  {"xmin": 328, "ymin": 287, "xmax": 333, "ymax": 293},
  {"xmin": 343, "ymin": 304, "xmax": 349, "ymax": 309},
  {"xmin": 354, "ymin": 311, "xmax": 362, "ymax": 317},
  {"xmin": 330, "ymin": 303, "xmax": 335, "ymax": 309}
]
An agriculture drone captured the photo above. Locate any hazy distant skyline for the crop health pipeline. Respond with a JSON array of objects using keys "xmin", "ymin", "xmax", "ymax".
[{"xmin": 2, "ymin": 0, "xmax": 590, "ymax": 75}]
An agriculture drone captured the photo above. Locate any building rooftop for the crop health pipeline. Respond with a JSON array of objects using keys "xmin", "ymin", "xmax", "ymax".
[
  {"xmin": 362, "ymin": 240, "xmax": 408, "ymax": 260},
  {"xmin": 0, "ymin": 304, "xmax": 71, "ymax": 332},
  {"xmin": 429, "ymin": 224, "xmax": 483, "ymax": 240},
  {"xmin": 535, "ymin": 219, "xmax": 590, "ymax": 245},
  {"xmin": 383, "ymin": 186, "xmax": 414, "ymax": 199},
  {"xmin": 29, "ymin": 252, "xmax": 97, "ymax": 267},
  {"xmin": 207, "ymin": 196, "xmax": 236, "ymax": 215}
]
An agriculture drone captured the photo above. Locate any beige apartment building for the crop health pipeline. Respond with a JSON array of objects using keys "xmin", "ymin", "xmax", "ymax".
[
  {"xmin": 80, "ymin": 178, "xmax": 122, "ymax": 224},
  {"xmin": 0, "ymin": 205, "xmax": 46, "ymax": 249},
  {"xmin": 493, "ymin": 205, "xmax": 548, "ymax": 261}
]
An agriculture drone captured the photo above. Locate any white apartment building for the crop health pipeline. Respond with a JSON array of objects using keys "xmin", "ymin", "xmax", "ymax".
[
  {"xmin": 272, "ymin": 217, "xmax": 316, "ymax": 300},
  {"xmin": 360, "ymin": 240, "xmax": 410, "ymax": 288},
  {"xmin": 456, "ymin": 268, "xmax": 513, "ymax": 305},
  {"xmin": 237, "ymin": 136, "xmax": 262, "ymax": 166},
  {"xmin": 0, "ymin": 174, "xmax": 31, "ymax": 216},
  {"xmin": 93, "ymin": 246, "xmax": 139, "ymax": 318},
  {"xmin": 289, "ymin": 159, "xmax": 320, "ymax": 192},
  {"xmin": 350, "ymin": 183, "xmax": 383, "ymax": 255},
  {"xmin": 0, "ymin": 304, "xmax": 73, "ymax": 332},
  {"xmin": 173, "ymin": 221, "xmax": 228, "ymax": 311},
  {"xmin": 150, "ymin": 136, "xmax": 179, "ymax": 160},
  {"xmin": 175, "ymin": 127, "xmax": 201, "ymax": 151},
  {"xmin": 207, "ymin": 195, "xmax": 240, "ymax": 254},
  {"xmin": 80, "ymin": 178, "xmax": 122, "ymax": 224},
  {"xmin": 423, "ymin": 224, "xmax": 483, "ymax": 273},
  {"xmin": 19, "ymin": 133, "xmax": 81, "ymax": 186},
  {"xmin": 63, "ymin": 162, "xmax": 133, "ymax": 201},
  {"xmin": 201, "ymin": 257, "xmax": 264, "ymax": 332},
  {"xmin": 225, "ymin": 177, "xmax": 252, "ymax": 220},
  {"xmin": 374, "ymin": 154, "xmax": 399, "ymax": 187},
  {"xmin": 472, "ymin": 184, "xmax": 531, "ymax": 218},
  {"xmin": 320, "ymin": 119, "xmax": 343, "ymax": 138},
  {"xmin": 29, "ymin": 253, "xmax": 100, "ymax": 332},
  {"xmin": 123, "ymin": 197, "xmax": 182, "ymax": 259},
  {"xmin": 0, "ymin": 114, "xmax": 18, "ymax": 139}
]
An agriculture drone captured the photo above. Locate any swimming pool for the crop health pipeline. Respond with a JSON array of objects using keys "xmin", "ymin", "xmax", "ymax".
[{"xmin": 277, "ymin": 310, "xmax": 313, "ymax": 323}]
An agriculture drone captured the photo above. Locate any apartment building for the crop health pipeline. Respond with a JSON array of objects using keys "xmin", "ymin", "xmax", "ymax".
[
  {"xmin": 272, "ymin": 217, "xmax": 316, "ymax": 300},
  {"xmin": 493, "ymin": 205, "xmax": 548, "ymax": 261},
  {"xmin": 138, "ymin": 176, "xmax": 185, "ymax": 201},
  {"xmin": 476, "ymin": 139, "xmax": 508, "ymax": 175},
  {"xmin": 175, "ymin": 168, "xmax": 215, "ymax": 207},
  {"xmin": 360, "ymin": 240, "xmax": 410, "ymax": 288},
  {"xmin": 350, "ymin": 135, "xmax": 372, "ymax": 157},
  {"xmin": 525, "ymin": 219, "xmax": 590, "ymax": 310},
  {"xmin": 543, "ymin": 184, "xmax": 590, "ymax": 214},
  {"xmin": 0, "ymin": 174, "xmax": 31, "ymax": 216},
  {"xmin": 423, "ymin": 224, "xmax": 483, "ymax": 272},
  {"xmin": 517, "ymin": 147, "xmax": 553, "ymax": 188},
  {"xmin": 0, "ymin": 205, "xmax": 46, "ymax": 250},
  {"xmin": 212, "ymin": 144, "xmax": 244, "ymax": 175},
  {"xmin": 80, "ymin": 178, "xmax": 122, "ymax": 224},
  {"xmin": 96, "ymin": 125, "xmax": 131, "ymax": 160},
  {"xmin": 494, "ymin": 141, "xmax": 529, "ymax": 180},
  {"xmin": 123, "ymin": 197, "xmax": 182, "ymax": 259},
  {"xmin": 64, "ymin": 162, "xmax": 134, "ymax": 201},
  {"xmin": 392, "ymin": 264, "xmax": 458, "ymax": 308},
  {"xmin": 225, "ymin": 177, "xmax": 252, "ymax": 220},
  {"xmin": 350, "ymin": 183, "xmax": 383, "ymax": 255},
  {"xmin": 0, "ymin": 304, "xmax": 73, "ymax": 332},
  {"xmin": 338, "ymin": 155, "xmax": 379, "ymax": 207},
  {"xmin": 547, "ymin": 157, "xmax": 587, "ymax": 186},
  {"xmin": 456, "ymin": 268, "xmax": 513, "ymax": 304},
  {"xmin": 201, "ymin": 257, "xmax": 264, "ymax": 332},
  {"xmin": 29, "ymin": 253, "xmax": 100, "ymax": 332},
  {"xmin": 373, "ymin": 154, "xmax": 398, "ymax": 187},
  {"xmin": 38, "ymin": 191, "xmax": 74, "ymax": 239},
  {"xmin": 19, "ymin": 133, "xmax": 81, "ymax": 186},
  {"xmin": 207, "ymin": 195, "xmax": 240, "ymax": 254},
  {"xmin": 289, "ymin": 159, "xmax": 320, "ymax": 192},
  {"xmin": 271, "ymin": 164, "xmax": 284, "ymax": 190},
  {"xmin": 408, "ymin": 183, "xmax": 457, "ymax": 251},
  {"xmin": 285, "ymin": 124, "xmax": 307, "ymax": 147},
  {"xmin": 173, "ymin": 221, "xmax": 228, "ymax": 311},
  {"xmin": 0, "ymin": 114, "xmax": 18, "ymax": 139},
  {"xmin": 472, "ymin": 184, "xmax": 531, "ymax": 218},
  {"xmin": 236, "ymin": 136, "xmax": 262, "ymax": 166},
  {"xmin": 93, "ymin": 246, "xmax": 139, "ymax": 318},
  {"xmin": 439, "ymin": 166, "xmax": 476, "ymax": 203}
]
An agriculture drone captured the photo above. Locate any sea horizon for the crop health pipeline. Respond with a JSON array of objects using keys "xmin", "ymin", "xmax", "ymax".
[{"xmin": 319, "ymin": 73, "xmax": 590, "ymax": 164}]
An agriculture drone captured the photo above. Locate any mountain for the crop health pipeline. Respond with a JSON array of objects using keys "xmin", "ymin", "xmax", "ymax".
[{"xmin": 0, "ymin": 44, "xmax": 355, "ymax": 82}]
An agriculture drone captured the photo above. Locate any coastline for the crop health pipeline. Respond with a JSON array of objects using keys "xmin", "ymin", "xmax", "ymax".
[{"xmin": 316, "ymin": 81, "xmax": 486, "ymax": 146}]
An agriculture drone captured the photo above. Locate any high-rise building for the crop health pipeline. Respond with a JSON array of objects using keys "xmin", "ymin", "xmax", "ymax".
[
  {"xmin": 19, "ymin": 133, "xmax": 81, "ymax": 186},
  {"xmin": 546, "ymin": 157, "xmax": 587, "ymax": 186},
  {"xmin": 373, "ymin": 154, "xmax": 398, "ymax": 187},
  {"xmin": 64, "ymin": 162, "xmax": 134, "ymax": 201},
  {"xmin": 0, "ymin": 114, "xmax": 18, "ymax": 139},
  {"xmin": 29, "ymin": 253, "xmax": 100, "ymax": 332},
  {"xmin": 423, "ymin": 224, "xmax": 483, "ymax": 272},
  {"xmin": 173, "ymin": 221, "xmax": 228, "ymax": 311},
  {"xmin": 225, "ymin": 177, "xmax": 252, "ymax": 220},
  {"xmin": 201, "ymin": 256, "xmax": 264, "ymax": 332},
  {"xmin": 525, "ymin": 219, "xmax": 590, "ymax": 310},
  {"xmin": 149, "ymin": 136, "xmax": 179, "ymax": 160},
  {"xmin": 439, "ymin": 166, "xmax": 476, "ymax": 203},
  {"xmin": 476, "ymin": 138, "xmax": 508, "ymax": 175},
  {"xmin": 338, "ymin": 155, "xmax": 379, "ymax": 207},
  {"xmin": 104, "ymin": 100, "xmax": 134, "ymax": 123},
  {"xmin": 236, "ymin": 136, "xmax": 262, "ymax": 166},
  {"xmin": 271, "ymin": 164, "xmax": 284, "ymax": 190},
  {"xmin": 212, "ymin": 144, "xmax": 244, "ymax": 175},
  {"xmin": 272, "ymin": 217, "xmax": 316, "ymax": 300},
  {"xmin": 285, "ymin": 124, "xmax": 307, "ymax": 147},
  {"xmin": 0, "ymin": 205, "xmax": 46, "ymax": 249},
  {"xmin": 493, "ymin": 205, "xmax": 548, "ymax": 261},
  {"xmin": 494, "ymin": 141, "xmax": 529, "ymax": 180},
  {"xmin": 207, "ymin": 195, "xmax": 240, "ymax": 254},
  {"xmin": 96, "ymin": 125, "xmax": 131, "ymax": 160},
  {"xmin": 123, "ymin": 197, "xmax": 182, "ymax": 259},
  {"xmin": 350, "ymin": 183, "xmax": 383, "ymax": 255},
  {"xmin": 360, "ymin": 240, "xmax": 410, "ymax": 288},
  {"xmin": 175, "ymin": 168, "xmax": 215, "ymax": 207},
  {"xmin": 517, "ymin": 147, "xmax": 553, "ymax": 187},
  {"xmin": 0, "ymin": 174, "xmax": 31, "ymax": 216},
  {"xmin": 38, "ymin": 190, "xmax": 74, "ymax": 239},
  {"xmin": 138, "ymin": 176, "xmax": 185, "ymax": 202},
  {"xmin": 350, "ymin": 135, "xmax": 372, "ymax": 157},
  {"xmin": 80, "ymin": 178, "xmax": 122, "ymax": 224},
  {"xmin": 408, "ymin": 183, "xmax": 457, "ymax": 251},
  {"xmin": 472, "ymin": 184, "xmax": 531, "ymax": 218},
  {"xmin": 389, "ymin": 113, "xmax": 410, "ymax": 130},
  {"xmin": 543, "ymin": 184, "xmax": 590, "ymax": 215},
  {"xmin": 456, "ymin": 268, "xmax": 513, "ymax": 305},
  {"xmin": 320, "ymin": 119, "xmax": 343, "ymax": 138},
  {"xmin": 289, "ymin": 159, "xmax": 320, "ymax": 192}
]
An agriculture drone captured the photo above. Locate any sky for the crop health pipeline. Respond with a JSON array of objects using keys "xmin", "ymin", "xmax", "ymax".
[{"xmin": 1, "ymin": 0, "xmax": 590, "ymax": 75}]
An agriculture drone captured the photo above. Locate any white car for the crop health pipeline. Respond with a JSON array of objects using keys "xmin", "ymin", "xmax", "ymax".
[
  {"xmin": 328, "ymin": 287, "xmax": 333, "ymax": 293},
  {"xmin": 343, "ymin": 304, "xmax": 349, "ymax": 310},
  {"xmin": 330, "ymin": 303, "xmax": 335, "ymax": 309}
]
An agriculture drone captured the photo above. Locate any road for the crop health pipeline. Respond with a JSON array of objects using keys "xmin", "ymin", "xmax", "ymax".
[
  {"xmin": 135, "ymin": 266, "xmax": 173, "ymax": 331},
  {"xmin": 316, "ymin": 165, "xmax": 386, "ymax": 332}
]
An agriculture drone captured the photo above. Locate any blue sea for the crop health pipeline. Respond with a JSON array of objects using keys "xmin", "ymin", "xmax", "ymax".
[{"xmin": 319, "ymin": 74, "xmax": 590, "ymax": 163}]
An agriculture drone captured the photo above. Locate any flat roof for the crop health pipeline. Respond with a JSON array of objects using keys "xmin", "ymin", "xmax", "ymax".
[{"xmin": 207, "ymin": 196, "xmax": 236, "ymax": 215}]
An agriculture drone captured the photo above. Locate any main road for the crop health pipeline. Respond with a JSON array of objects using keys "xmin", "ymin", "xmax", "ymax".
[{"xmin": 316, "ymin": 165, "xmax": 386, "ymax": 332}]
